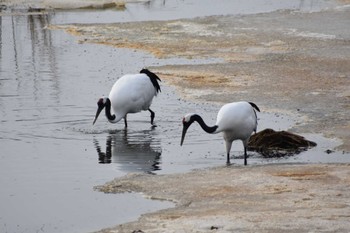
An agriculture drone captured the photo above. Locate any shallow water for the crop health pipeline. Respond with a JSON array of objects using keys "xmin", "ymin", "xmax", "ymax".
[
  {"xmin": 48, "ymin": 0, "xmax": 336, "ymax": 24},
  {"xmin": 0, "ymin": 1, "xmax": 349, "ymax": 233}
]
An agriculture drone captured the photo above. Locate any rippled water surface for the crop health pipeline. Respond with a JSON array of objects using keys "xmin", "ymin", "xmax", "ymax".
[
  {"xmin": 0, "ymin": 1, "xmax": 348, "ymax": 233},
  {"xmin": 0, "ymin": 14, "xmax": 175, "ymax": 233}
]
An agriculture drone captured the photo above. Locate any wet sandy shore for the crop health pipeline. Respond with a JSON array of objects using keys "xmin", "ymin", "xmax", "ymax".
[{"xmin": 95, "ymin": 164, "xmax": 350, "ymax": 232}]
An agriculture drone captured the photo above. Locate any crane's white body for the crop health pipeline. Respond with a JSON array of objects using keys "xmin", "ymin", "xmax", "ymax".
[
  {"xmin": 215, "ymin": 102, "xmax": 258, "ymax": 157},
  {"xmin": 181, "ymin": 101, "xmax": 259, "ymax": 165},
  {"xmin": 108, "ymin": 73, "xmax": 158, "ymax": 123}
]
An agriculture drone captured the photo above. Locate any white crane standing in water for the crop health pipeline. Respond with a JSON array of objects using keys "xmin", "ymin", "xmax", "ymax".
[
  {"xmin": 180, "ymin": 101, "xmax": 260, "ymax": 165},
  {"xmin": 93, "ymin": 69, "xmax": 161, "ymax": 127}
]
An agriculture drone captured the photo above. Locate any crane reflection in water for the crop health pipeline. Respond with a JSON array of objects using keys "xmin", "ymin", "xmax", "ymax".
[{"xmin": 93, "ymin": 129, "xmax": 161, "ymax": 173}]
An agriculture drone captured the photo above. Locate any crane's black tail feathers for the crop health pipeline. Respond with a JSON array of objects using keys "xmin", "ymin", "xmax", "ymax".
[
  {"xmin": 140, "ymin": 69, "xmax": 161, "ymax": 94},
  {"xmin": 248, "ymin": 102, "xmax": 260, "ymax": 112}
]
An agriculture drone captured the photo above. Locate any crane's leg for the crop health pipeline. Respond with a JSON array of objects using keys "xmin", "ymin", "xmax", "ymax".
[
  {"xmin": 226, "ymin": 153, "xmax": 231, "ymax": 165},
  {"xmin": 244, "ymin": 147, "xmax": 247, "ymax": 166},
  {"xmin": 149, "ymin": 109, "xmax": 155, "ymax": 125},
  {"xmin": 225, "ymin": 139, "xmax": 233, "ymax": 165},
  {"xmin": 124, "ymin": 115, "xmax": 128, "ymax": 128}
]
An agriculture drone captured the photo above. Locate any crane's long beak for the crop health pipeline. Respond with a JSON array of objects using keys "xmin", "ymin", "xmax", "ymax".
[
  {"xmin": 93, "ymin": 106, "xmax": 104, "ymax": 125},
  {"xmin": 180, "ymin": 125, "xmax": 189, "ymax": 146}
]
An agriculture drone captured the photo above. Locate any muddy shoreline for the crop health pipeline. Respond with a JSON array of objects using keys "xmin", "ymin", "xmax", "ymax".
[{"xmin": 95, "ymin": 164, "xmax": 350, "ymax": 233}]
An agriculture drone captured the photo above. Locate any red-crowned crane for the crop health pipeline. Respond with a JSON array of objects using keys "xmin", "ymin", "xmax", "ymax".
[
  {"xmin": 180, "ymin": 101, "xmax": 260, "ymax": 165},
  {"xmin": 93, "ymin": 69, "xmax": 161, "ymax": 127}
]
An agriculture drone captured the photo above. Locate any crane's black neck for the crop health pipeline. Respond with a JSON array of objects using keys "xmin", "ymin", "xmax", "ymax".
[
  {"xmin": 105, "ymin": 98, "xmax": 116, "ymax": 121},
  {"xmin": 191, "ymin": 114, "xmax": 218, "ymax": 134}
]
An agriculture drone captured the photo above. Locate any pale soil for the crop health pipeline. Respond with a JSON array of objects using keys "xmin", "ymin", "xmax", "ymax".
[{"xmin": 95, "ymin": 164, "xmax": 350, "ymax": 233}]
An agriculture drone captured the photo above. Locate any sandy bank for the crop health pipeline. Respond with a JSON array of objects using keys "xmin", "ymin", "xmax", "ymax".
[{"xmin": 95, "ymin": 164, "xmax": 350, "ymax": 232}]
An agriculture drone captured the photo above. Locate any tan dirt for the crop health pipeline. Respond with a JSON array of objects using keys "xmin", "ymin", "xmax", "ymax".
[{"xmin": 95, "ymin": 164, "xmax": 350, "ymax": 232}]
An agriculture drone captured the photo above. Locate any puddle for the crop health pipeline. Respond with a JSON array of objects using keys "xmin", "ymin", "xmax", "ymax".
[{"xmin": 0, "ymin": 1, "xmax": 349, "ymax": 233}]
